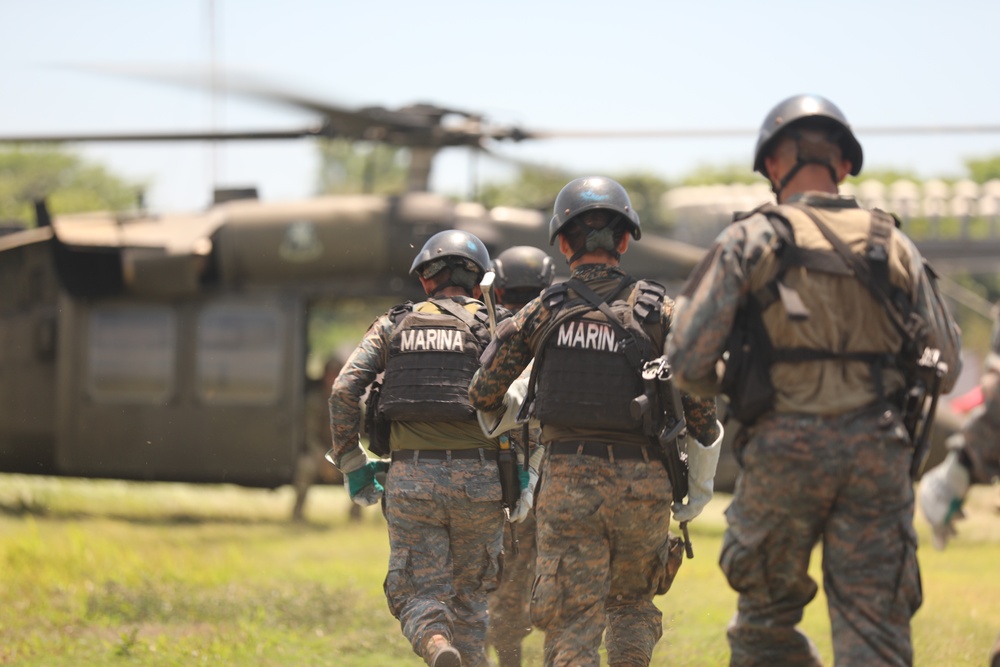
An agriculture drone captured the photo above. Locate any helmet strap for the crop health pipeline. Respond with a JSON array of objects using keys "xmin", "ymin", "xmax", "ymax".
[
  {"xmin": 771, "ymin": 132, "xmax": 841, "ymax": 199},
  {"xmin": 566, "ymin": 214, "xmax": 623, "ymax": 263},
  {"xmin": 771, "ymin": 159, "xmax": 839, "ymax": 201}
]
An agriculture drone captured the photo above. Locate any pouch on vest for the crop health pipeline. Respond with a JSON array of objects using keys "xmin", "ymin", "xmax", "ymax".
[
  {"xmin": 363, "ymin": 378, "xmax": 391, "ymax": 456},
  {"xmin": 719, "ymin": 297, "xmax": 777, "ymax": 425}
]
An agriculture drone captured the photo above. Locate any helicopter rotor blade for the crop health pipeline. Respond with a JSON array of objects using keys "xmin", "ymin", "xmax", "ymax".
[
  {"xmin": 64, "ymin": 64, "xmax": 473, "ymax": 144},
  {"xmin": 0, "ymin": 126, "xmax": 326, "ymax": 144},
  {"xmin": 517, "ymin": 124, "xmax": 1000, "ymax": 141}
]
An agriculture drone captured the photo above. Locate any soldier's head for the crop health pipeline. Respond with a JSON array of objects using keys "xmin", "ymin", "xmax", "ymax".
[
  {"xmin": 754, "ymin": 94, "xmax": 863, "ymax": 202},
  {"xmin": 409, "ymin": 230, "xmax": 491, "ymax": 297},
  {"xmin": 492, "ymin": 245, "xmax": 556, "ymax": 312},
  {"xmin": 548, "ymin": 176, "xmax": 640, "ymax": 267}
]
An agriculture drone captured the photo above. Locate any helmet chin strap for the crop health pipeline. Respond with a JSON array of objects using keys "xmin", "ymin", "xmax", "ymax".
[
  {"xmin": 771, "ymin": 135, "xmax": 841, "ymax": 200},
  {"xmin": 424, "ymin": 260, "xmax": 480, "ymax": 296},
  {"xmin": 567, "ymin": 216, "xmax": 623, "ymax": 264},
  {"xmin": 772, "ymin": 156, "xmax": 839, "ymax": 200}
]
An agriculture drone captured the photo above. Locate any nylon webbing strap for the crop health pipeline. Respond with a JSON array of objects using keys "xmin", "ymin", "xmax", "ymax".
[
  {"xmin": 867, "ymin": 209, "xmax": 895, "ymax": 289},
  {"xmin": 564, "ymin": 277, "xmax": 644, "ymax": 368},
  {"xmin": 429, "ymin": 297, "xmax": 479, "ymax": 327},
  {"xmin": 517, "ymin": 275, "xmax": 639, "ymax": 423},
  {"xmin": 786, "ymin": 203, "xmax": 919, "ymax": 342}
]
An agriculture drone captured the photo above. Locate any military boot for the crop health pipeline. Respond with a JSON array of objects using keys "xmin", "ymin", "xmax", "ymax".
[{"xmin": 425, "ymin": 634, "xmax": 462, "ymax": 667}]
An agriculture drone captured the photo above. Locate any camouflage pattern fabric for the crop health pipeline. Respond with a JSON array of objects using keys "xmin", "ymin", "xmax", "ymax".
[
  {"xmin": 469, "ymin": 264, "xmax": 719, "ymax": 447},
  {"xmin": 329, "ymin": 295, "xmax": 498, "ymax": 466},
  {"xmin": 486, "ymin": 424, "xmax": 541, "ymax": 667},
  {"xmin": 532, "ymin": 451, "xmax": 677, "ymax": 667},
  {"xmin": 667, "ymin": 193, "xmax": 962, "ymax": 404},
  {"xmin": 666, "ymin": 192, "xmax": 963, "ymax": 667},
  {"xmin": 328, "ymin": 309, "xmax": 395, "ymax": 466},
  {"xmin": 723, "ymin": 408, "xmax": 919, "ymax": 666},
  {"xmin": 384, "ymin": 457, "xmax": 505, "ymax": 667},
  {"xmin": 470, "ymin": 264, "xmax": 718, "ymax": 666},
  {"xmin": 330, "ymin": 295, "xmax": 506, "ymax": 666},
  {"xmin": 487, "ymin": 509, "xmax": 536, "ymax": 666}
]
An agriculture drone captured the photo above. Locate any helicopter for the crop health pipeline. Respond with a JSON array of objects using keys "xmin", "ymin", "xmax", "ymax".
[
  {"xmin": 0, "ymin": 73, "xmax": 713, "ymax": 489},
  {"xmin": 0, "ymin": 74, "xmax": 991, "ymax": 490}
]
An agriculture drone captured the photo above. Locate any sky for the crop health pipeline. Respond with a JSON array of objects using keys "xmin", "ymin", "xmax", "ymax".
[{"xmin": 1, "ymin": 0, "xmax": 999, "ymax": 212}]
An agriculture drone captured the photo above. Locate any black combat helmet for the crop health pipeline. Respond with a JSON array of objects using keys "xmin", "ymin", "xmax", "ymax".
[
  {"xmin": 548, "ymin": 176, "xmax": 641, "ymax": 245},
  {"xmin": 493, "ymin": 246, "xmax": 556, "ymax": 291},
  {"xmin": 753, "ymin": 94, "xmax": 864, "ymax": 176},
  {"xmin": 409, "ymin": 229, "xmax": 491, "ymax": 281}
]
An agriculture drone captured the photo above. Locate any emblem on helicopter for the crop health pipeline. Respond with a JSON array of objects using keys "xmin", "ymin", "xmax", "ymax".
[{"xmin": 279, "ymin": 220, "xmax": 323, "ymax": 262}]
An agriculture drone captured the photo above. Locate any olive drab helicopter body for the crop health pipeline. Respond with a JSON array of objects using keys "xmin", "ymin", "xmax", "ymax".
[
  {"xmin": 0, "ymin": 187, "xmax": 708, "ymax": 487},
  {"xmin": 0, "ymin": 73, "xmax": 987, "ymax": 488}
]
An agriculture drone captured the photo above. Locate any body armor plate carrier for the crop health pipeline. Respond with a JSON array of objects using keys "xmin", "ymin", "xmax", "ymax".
[
  {"xmin": 380, "ymin": 298, "xmax": 492, "ymax": 422},
  {"xmin": 528, "ymin": 276, "xmax": 667, "ymax": 432}
]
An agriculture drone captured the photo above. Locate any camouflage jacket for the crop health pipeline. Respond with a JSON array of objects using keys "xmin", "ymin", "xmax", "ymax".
[
  {"xmin": 469, "ymin": 263, "xmax": 719, "ymax": 446},
  {"xmin": 666, "ymin": 191, "xmax": 962, "ymax": 413},
  {"xmin": 329, "ymin": 295, "xmax": 498, "ymax": 470}
]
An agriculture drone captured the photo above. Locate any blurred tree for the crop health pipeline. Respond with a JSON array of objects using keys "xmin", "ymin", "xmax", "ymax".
[
  {"xmin": 478, "ymin": 168, "xmax": 674, "ymax": 231},
  {"xmin": 315, "ymin": 139, "xmax": 409, "ymax": 195},
  {"xmin": 964, "ymin": 155, "xmax": 1000, "ymax": 184},
  {"xmin": 0, "ymin": 147, "xmax": 141, "ymax": 226},
  {"xmin": 846, "ymin": 168, "xmax": 920, "ymax": 185},
  {"xmin": 681, "ymin": 163, "xmax": 761, "ymax": 186},
  {"xmin": 477, "ymin": 166, "xmax": 570, "ymax": 211},
  {"xmin": 614, "ymin": 172, "xmax": 673, "ymax": 231}
]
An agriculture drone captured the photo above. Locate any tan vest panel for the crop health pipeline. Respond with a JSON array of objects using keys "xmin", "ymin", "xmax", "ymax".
[{"xmin": 750, "ymin": 204, "xmax": 916, "ymax": 415}]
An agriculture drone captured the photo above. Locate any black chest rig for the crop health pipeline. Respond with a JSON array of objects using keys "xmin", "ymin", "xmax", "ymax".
[
  {"xmin": 721, "ymin": 202, "xmax": 925, "ymax": 425},
  {"xmin": 526, "ymin": 276, "xmax": 666, "ymax": 432},
  {"xmin": 380, "ymin": 298, "xmax": 493, "ymax": 422}
]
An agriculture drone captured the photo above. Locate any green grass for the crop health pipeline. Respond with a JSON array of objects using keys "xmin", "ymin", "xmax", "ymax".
[{"xmin": 1, "ymin": 474, "xmax": 998, "ymax": 666}]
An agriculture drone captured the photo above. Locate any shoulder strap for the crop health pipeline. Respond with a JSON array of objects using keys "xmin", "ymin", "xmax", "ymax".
[
  {"xmin": 565, "ymin": 277, "xmax": 644, "ymax": 368},
  {"xmin": 388, "ymin": 301, "xmax": 414, "ymax": 324},
  {"xmin": 632, "ymin": 279, "xmax": 666, "ymax": 323},
  {"xmin": 518, "ymin": 276, "xmax": 643, "ymax": 423},
  {"xmin": 429, "ymin": 297, "xmax": 479, "ymax": 327},
  {"xmin": 785, "ymin": 203, "xmax": 924, "ymax": 343}
]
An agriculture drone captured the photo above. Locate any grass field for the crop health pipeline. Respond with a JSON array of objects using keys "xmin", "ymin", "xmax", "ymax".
[{"xmin": 1, "ymin": 473, "xmax": 998, "ymax": 666}]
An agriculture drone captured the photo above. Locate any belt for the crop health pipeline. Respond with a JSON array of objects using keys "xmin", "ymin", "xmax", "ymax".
[
  {"xmin": 548, "ymin": 441, "xmax": 652, "ymax": 462},
  {"xmin": 390, "ymin": 448, "xmax": 498, "ymax": 462}
]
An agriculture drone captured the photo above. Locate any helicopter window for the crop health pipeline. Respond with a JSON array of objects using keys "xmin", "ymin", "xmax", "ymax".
[
  {"xmin": 196, "ymin": 304, "xmax": 286, "ymax": 405},
  {"xmin": 86, "ymin": 306, "xmax": 176, "ymax": 403}
]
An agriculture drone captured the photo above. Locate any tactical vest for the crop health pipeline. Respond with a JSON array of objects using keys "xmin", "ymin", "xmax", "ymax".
[
  {"xmin": 528, "ymin": 276, "xmax": 666, "ymax": 432},
  {"xmin": 721, "ymin": 201, "xmax": 924, "ymax": 424},
  {"xmin": 380, "ymin": 298, "xmax": 492, "ymax": 422}
]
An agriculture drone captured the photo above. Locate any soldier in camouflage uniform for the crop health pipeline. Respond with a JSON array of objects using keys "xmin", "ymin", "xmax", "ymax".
[
  {"xmin": 328, "ymin": 230, "xmax": 507, "ymax": 667},
  {"xmin": 919, "ymin": 301, "xmax": 1000, "ymax": 667},
  {"xmin": 484, "ymin": 246, "xmax": 556, "ymax": 667},
  {"xmin": 666, "ymin": 94, "xmax": 963, "ymax": 666},
  {"xmin": 470, "ymin": 177, "xmax": 722, "ymax": 667}
]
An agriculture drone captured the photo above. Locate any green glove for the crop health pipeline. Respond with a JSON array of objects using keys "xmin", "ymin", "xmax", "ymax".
[
  {"xmin": 346, "ymin": 461, "xmax": 386, "ymax": 507},
  {"xmin": 510, "ymin": 467, "xmax": 538, "ymax": 524}
]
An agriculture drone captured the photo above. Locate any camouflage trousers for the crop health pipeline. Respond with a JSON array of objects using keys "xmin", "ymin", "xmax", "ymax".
[
  {"xmin": 532, "ymin": 448, "xmax": 676, "ymax": 667},
  {"xmin": 487, "ymin": 510, "xmax": 537, "ymax": 666},
  {"xmin": 722, "ymin": 408, "xmax": 921, "ymax": 667},
  {"xmin": 384, "ymin": 456, "xmax": 505, "ymax": 667}
]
